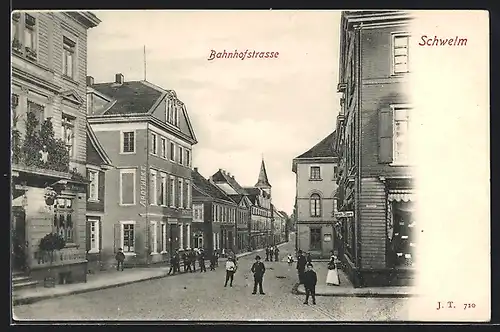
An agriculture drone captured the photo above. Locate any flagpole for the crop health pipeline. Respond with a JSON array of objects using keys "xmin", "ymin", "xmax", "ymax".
[{"xmin": 143, "ymin": 45, "xmax": 147, "ymax": 81}]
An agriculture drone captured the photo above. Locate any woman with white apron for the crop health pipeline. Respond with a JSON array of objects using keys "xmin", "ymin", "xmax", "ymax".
[{"xmin": 326, "ymin": 253, "xmax": 340, "ymax": 286}]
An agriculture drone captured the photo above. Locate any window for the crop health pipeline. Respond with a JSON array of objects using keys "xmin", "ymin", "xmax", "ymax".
[
  {"xmin": 387, "ymin": 200, "xmax": 415, "ymax": 268},
  {"xmin": 310, "ymin": 227, "xmax": 322, "ymax": 251},
  {"xmin": 169, "ymin": 142, "xmax": 175, "ymax": 161},
  {"xmin": 169, "ymin": 176, "xmax": 175, "ymax": 207},
  {"xmin": 184, "ymin": 180, "xmax": 189, "ymax": 208},
  {"xmin": 121, "ymin": 222, "xmax": 135, "ymax": 252},
  {"xmin": 88, "ymin": 219, "xmax": 100, "ymax": 253},
  {"xmin": 151, "ymin": 133, "xmax": 157, "ymax": 155},
  {"xmin": 150, "ymin": 221, "xmax": 158, "ymax": 253},
  {"xmin": 333, "ymin": 199, "xmax": 338, "ymax": 213},
  {"xmin": 185, "ymin": 150, "xmax": 190, "ymax": 167},
  {"xmin": 310, "ymin": 193, "xmax": 322, "ymax": 217},
  {"xmin": 24, "ymin": 14, "xmax": 37, "ymax": 60},
  {"xmin": 393, "ymin": 108, "xmax": 410, "ymax": 164},
  {"xmin": 174, "ymin": 106, "xmax": 179, "ymax": 127},
  {"xmin": 121, "ymin": 131, "xmax": 135, "ymax": 153},
  {"xmin": 178, "ymin": 146, "xmax": 183, "ymax": 164},
  {"xmin": 61, "ymin": 114, "xmax": 75, "ymax": 158},
  {"xmin": 53, "ymin": 198, "xmax": 74, "ymax": 243},
  {"xmin": 62, "ymin": 36, "xmax": 76, "ymax": 78},
  {"xmin": 310, "ymin": 166, "xmax": 321, "ymax": 180},
  {"xmin": 88, "ymin": 169, "xmax": 99, "ymax": 201},
  {"xmin": 178, "ymin": 179, "xmax": 183, "ymax": 208},
  {"xmin": 160, "ymin": 173, "xmax": 167, "ymax": 206},
  {"xmin": 120, "ymin": 169, "xmax": 136, "ymax": 205},
  {"xmin": 160, "ymin": 138, "xmax": 166, "ymax": 158},
  {"xmin": 150, "ymin": 170, "xmax": 157, "ymax": 205},
  {"xmin": 160, "ymin": 222, "xmax": 167, "ymax": 253},
  {"xmin": 27, "ymin": 100, "xmax": 44, "ymax": 130},
  {"xmin": 166, "ymin": 99, "xmax": 173, "ymax": 124},
  {"xmin": 393, "ymin": 33, "xmax": 410, "ymax": 74},
  {"xmin": 11, "ymin": 13, "xmax": 20, "ymax": 45}
]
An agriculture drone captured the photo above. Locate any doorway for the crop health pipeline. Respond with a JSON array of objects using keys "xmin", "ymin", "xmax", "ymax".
[{"xmin": 12, "ymin": 208, "xmax": 27, "ymax": 272}]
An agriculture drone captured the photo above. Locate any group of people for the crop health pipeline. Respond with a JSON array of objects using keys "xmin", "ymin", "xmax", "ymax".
[
  {"xmin": 264, "ymin": 245, "xmax": 280, "ymax": 262},
  {"xmin": 167, "ymin": 248, "xmax": 221, "ymax": 275}
]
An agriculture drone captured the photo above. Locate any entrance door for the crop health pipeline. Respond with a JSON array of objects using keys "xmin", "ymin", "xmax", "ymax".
[{"xmin": 12, "ymin": 208, "xmax": 27, "ymax": 271}]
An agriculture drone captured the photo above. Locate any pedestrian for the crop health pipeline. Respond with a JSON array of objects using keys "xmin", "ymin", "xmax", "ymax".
[
  {"xmin": 251, "ymin": 255, "xmax": 266, "ymax": 295},
  {"xmin": 265, "ymin": 246, "xmax": 270, "ymax": 261},
  {"xmin": 269, "ymin": 246, "xmax": 274, "ymax": 262},
  {"xmin": 175, "ymin": 250, "xmax": 181, "ymax": 273},
  {"xmin": 190, "ymin": 249, "xmax": 197, "ymax": 272},
  {"xmin": 199, "ymin": 249, "xmax": 207, "ymax": 272},
  {"xmin": 224, "ymin": 257, "xmax": 237, "ymax": 287},
  {"xmin": 326, "ymin": 251, "xmax": 341, "ymax": 286},
  {"xmin": 287, "ymin": 253, "xmax": 294, "ymax": 266},
  {"xmin": 168, "ymin": 251, "xmax": 178, "ymax": 275},
  {"xmin": 115, "ymin": 248, "xmax": 125, "ymax": 271},
  {"xmin": 296, "ymin": 250, "xmax": 307, "ymax": 284},
  {"xmin": 214, "ymin": 250, "xmax": 219, "ymax": 267},
  {"xmin": 306, "ymin": 252, "xmax": 312, "ymax": 264},
  {"xmin": 210, "ymin": 250, "xmax": 217, "ymax": 271},
  {"xmin": 182, "ymin": 250, "xmax": 192, "ymax": 273},
  {"xmin": 303, "ymin": 263, "xmax": 317, "ymax": 305},
  {"xmin": 274, "ymin": 246, "xmax": 280, "ymax": 262}
]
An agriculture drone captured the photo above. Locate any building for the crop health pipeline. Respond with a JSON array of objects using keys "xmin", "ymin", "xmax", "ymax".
[
  {"xmin": 271, "ymin": 205, "xmax": 287, "ymax": 245},
  {"xmin": 192, "ymin": 168, "xmax": 238, "ymax": 255},
  {"xmin": 11, "ymin": 11, "xmax": 101, "ymax": 286},
  {"xmin": 334, "ymin": 11, "xmax": 414, "ymax": 287},
  {"xmin": 292, "ymin": 131, "xmax": 338, "ymax": 259},
  {"xmin": 86, "ymin": 74, "xmax": 197, "ymax": 268},
  {"xmin": 85, "ymin": 122, "xmax": 113, "ymax": 273}
]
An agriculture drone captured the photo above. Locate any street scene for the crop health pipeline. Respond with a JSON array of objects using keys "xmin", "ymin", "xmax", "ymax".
[
  {"xmin": 14, "ymin": 237, "xmax": 409, "ymax": 321},
  {"xmin": 11, "ymin": 10, "xmax": 417, "ymax": 322}
]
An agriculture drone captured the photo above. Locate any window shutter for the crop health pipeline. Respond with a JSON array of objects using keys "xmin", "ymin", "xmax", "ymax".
[
  {"xmin": 86, "ymin": 169, "xmax": 91, "ymax": 196},
  {"xmin": 98, "ymin": 171, "xmax": 105, "ymax": 203},
  {"xmin": 149, "ymin": 222, "xmax": 155, "ymax": 253},
  {"xmin": 99, "ymin": 220, "xmax": 103, "ymax": 251},
  {"xmin": 378, "ymin": 108, "xmax": 394, "ymax": 163},
  {"xmin": 114, "ymin": 223, "xmax": 121, "ymax": 253},
  {"xmin": 85, "ymin": 220, "xmax": 91, "ymax": 252}
]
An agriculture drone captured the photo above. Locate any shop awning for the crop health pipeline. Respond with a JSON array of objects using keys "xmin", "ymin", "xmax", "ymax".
[{"xmin": 388, "ymin": 190, "xmax": 415, "ymax": 202}]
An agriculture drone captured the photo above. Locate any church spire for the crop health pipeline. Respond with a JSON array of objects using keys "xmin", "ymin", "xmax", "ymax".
[{"xmin": 255, "ymin": 158, "xmax": 271, "ymax": 188}]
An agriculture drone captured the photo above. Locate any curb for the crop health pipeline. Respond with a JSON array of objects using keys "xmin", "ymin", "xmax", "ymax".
[
  {"xmin": 294, "ymin": 287, "xmax": 418, "ymax": 298},
  {"xmin": 13, "ymin": 272, "xmax": 170, "ymax": 306}
]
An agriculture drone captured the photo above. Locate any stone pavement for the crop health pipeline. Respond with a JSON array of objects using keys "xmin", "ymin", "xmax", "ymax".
[
  {"xmin": 295, "ymin": 261, "xmax": 418, "ymax": 298},
  {"xmin": 12, "ymin": 242, "xmax": 288, "ymax": 306}
]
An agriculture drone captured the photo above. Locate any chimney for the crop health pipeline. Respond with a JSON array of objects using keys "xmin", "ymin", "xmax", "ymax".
[
  {"xmin": 86, "ymin": 76, "xmax": 94, "ymax": 86},
  {"xmin": 231, "ymin": 175, "xmax": 235, "ymax": 179},
  {"xmin": 194, "ymin": 167, "xmax": 198, "ymax": 172},
  {"xmin": 115, "ymin": 73, "xmax": 124, "ymax": 84},
  {"xmin": 227, "ymin": 172, "xmax": 231, "ymax": 177}
]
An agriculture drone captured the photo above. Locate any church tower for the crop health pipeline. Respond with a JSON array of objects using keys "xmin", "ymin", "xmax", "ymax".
[{"xmin": 255, "ymin": 158, "xmax": 272, "ymax": 198}]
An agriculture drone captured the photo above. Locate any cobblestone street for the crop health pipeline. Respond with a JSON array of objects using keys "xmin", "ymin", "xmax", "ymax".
[{"xmin": 14, "ymin": 242, "xmax": 409, "ymax": 321}]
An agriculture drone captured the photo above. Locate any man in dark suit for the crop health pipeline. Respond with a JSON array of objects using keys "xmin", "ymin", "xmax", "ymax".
[
  {"xmin": 198, "ymin": 249, "xmax": 207, "ymax": 272},
  {"xmin": 303, "ymin": 263, "xmax": 317, "ymax": 305},
  {"xmin": 296, "ymin": 250, "xmax": 307, "ymax": 284},
  {"xmin": 251, "ymin": 255, "xmax": 266, "ymax": 295}
]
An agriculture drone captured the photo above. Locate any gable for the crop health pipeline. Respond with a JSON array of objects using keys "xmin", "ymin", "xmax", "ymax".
[
  {"xmin": 86, "ymin": 136, "xmax": 106, "ymax": 165},
  {"xmin": 61, "ymin": 89, "xmax": 84, "ymax": 106},
  {"xmin": 150, "ymin": 94, "xmax": 197, "ymax": 143}
]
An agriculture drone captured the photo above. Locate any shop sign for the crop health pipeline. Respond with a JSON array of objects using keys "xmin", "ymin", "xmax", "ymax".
[
  {"xmin": 335, "ymin": 211, "xmax": 354, "ymax": 218},
  {"xmin": 139, "ymin": 165, "xmax": 147, "ymax": 207},
  {"xmin": 323, "ymin": 233, "xmax": 332, "ymax": 242}
]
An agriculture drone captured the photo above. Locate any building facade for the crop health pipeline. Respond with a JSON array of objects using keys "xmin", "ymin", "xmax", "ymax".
[
  {"xmin": 271, "ymin": 206, "xmax": 287, "ymax": 245},
  {"xmin": 85, "ymin": 122, "xmax": 113, "ymax": 273},
  {"xmin": 11, "ymin": 11, "xmax": 101, "ymax": 285},
  {"xmin": 334, "ymin": 11, "xmax": 415, "ymax": 287},
  {"xmin": 86, "ymin": 74, "xmax": 197, "ymax": 268},
  {"xmin": 191, "ymin": 168, "xmax": 238, "ymax": 256},
  {"xmin": 292, "ymin": 132, "xmax": 338, "ymax": 259}
]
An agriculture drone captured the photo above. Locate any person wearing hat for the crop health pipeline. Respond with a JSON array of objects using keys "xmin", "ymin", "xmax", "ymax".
[
  {"xmin": 251, "ymin": 255, "xmax": 266, "ymax": 295},
  {"xmin": 303, "ymin": 263, "xmax": 317, "ymax": 305},
  {"xmin": 296, "ymin": 250, "xmax": 307, "ymax": 284}
]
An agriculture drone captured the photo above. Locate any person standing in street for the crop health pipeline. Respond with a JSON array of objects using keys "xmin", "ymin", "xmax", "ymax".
[
  {"xmin": 224, "ymin": 257, "xmax": 237, "ymax": 287},
  {"xmin": 168, "ymin": 250, "xmax": 179, "ymax": 275},
  {"xmin": 182, "ymin": 250, "xmax": 192, "ymax": 273},
  {"xmin": 210, "ymin": 251, "xmax": 217, "ymax": 271},
  {"xmin": 190, "ymin": 249, "xmax": 197, "ymax": 272},
  {"xmin": 269, "ymin": 246, "xmax": 274, "ymax": 262},
  {"xmin": 115, "ymin": 248, "xmax": 125, "ymax": 271},
  {"xmin": 303, "ymin": 263, "xmax": 317, "ymax": 305},
  {"xmin": 296, "ymin": 250, "xmax": 307, "ymax": 284},
  {"xmin": 287, "ymin": 253, "xmax": 294, "ymax": 266},
  {"xmin": 199, "ymin": 249, "xmax": 207, "ymax": 272},
  {"xmin": 306, "ymin": 252, "xmax": 312, "ymax": 264},
  {"xmin": 265, "ymin": 246, "xmax": 270, "ymax": 261},
  {"xmin": 274, "ymin": 246, "xmax": 280, "ymax": 262},
  {"xmin": 251, "ymin": 255, "xmax": 266, "ymax": 295}
]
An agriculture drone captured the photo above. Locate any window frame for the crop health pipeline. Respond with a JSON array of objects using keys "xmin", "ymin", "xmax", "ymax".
[
  {"xmin": 169, "ymin": 175, "xmax": 176, "ymax": 208},
  {"xmin": 309, "ymin": 166, "xmax": 321, "ymax": 180},
  {"xmin": 150, "ymin": 220, "xmax": 158, "ymax": 254},
  {"xmin": 88, "ymin": 218, "xmax": 100, "ymax": 254},
  {"xmin": 151, "ymin": 132, "xmax": 158, "ymax": 156},
  {"xmin": 160, "ymin": 222, "xmax": 167, "ymax": 253},
  {"xmin": 120, "ymin": 130, "xmax": 136, "ymax": 154},
  {"xmin": 119, "ymin": 168, "xmax": 136, "ymax": 206},
  {"xmin": 169, "ymin": 142, "xmax": 175, "ymax": 161},
  {"xmin": 160, "ymin": 172, "xmax": 167, "ymax": 206},
  {"xmin": 185, "ymin": 149, "xmax": 190, "ymax": 167},
  {"xmin": 391, "ymin": 32, "xmax": 410, "ymax": 75},
  {"xmin": 160, "ymin": 137, "xmax": 167, "ymax": 159},
  {"xmin": 390, "ymin": 104, "xmax": 413, "ymax": 166},
  {"xmin": 310, "ymin": 193, "xmax": 322, "ymax": 217},
  {"xmin": 53, "ymin": 197, "xmax": 75, "ymax": 245},
  {"xmin": 178, "ymin": 146, "xmax": 183, "ymax": 164},
  {"xmin": 150, "ymin": 169, "xmax": 157, "ymax": 206},
  {"xmin": 178, "ymin": 178, "xmax": 184, "ymax": 208},
  {"xmin": 88, "ymin": 169, "xmax": 99, "ymax": 202},
  {"xmin": 61, "ymin": 113, "xmax": 75, "ymax": 159},
  {"xmin": 120, "ymin": 220, "xmax": 136, "ymax": 254},
  {"xmin": 309, "ymin": 227, "xmax": 322, "ymax": 251},
  {"xmin": 24, "ymin": 13, "xmax": 38, "ymax": 61},
  {"xmin": 62, "ymin": 35, "xmax": 77, "ymax": 79}
]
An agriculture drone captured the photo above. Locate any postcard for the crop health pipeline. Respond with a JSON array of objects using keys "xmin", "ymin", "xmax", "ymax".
[{"xmin": 10, "ymin": 9, "xmax": 490, "ymax": 322}]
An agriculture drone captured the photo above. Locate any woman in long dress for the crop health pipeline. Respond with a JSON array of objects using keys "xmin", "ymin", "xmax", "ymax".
[{"xmin": 326, "ymin": 253, "xmax": 340, "ymax": 286}]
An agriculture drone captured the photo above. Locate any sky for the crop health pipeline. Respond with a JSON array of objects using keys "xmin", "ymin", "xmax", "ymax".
[{"xmin": 87, "ymin": 10, "xmax": 342, "ymax": 215}]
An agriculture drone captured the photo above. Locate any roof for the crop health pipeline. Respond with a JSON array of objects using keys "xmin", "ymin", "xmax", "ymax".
[
  {"xmin": 86, "ymin": 121, "xmax": 112, "ymax": 166},
  {"xmin": 255, "ymin": 159, "xmax": 271, "ymax": 188},
  {"xmin": 90, "ymin": 81, "xmax": 163, "ymax": 115},
  {"xmin": 192, "ymin": 169, "xmax": 235, "ymax": 204},
  {"xmin": 211, "ymin": 170, "xmax": 248, "ymax": 195},
  {"xmin": 295, "ymin": 131, "xmax": 337, "ymax": 159}
]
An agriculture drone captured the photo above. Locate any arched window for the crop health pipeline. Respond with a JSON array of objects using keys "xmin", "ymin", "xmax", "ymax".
[{"xmin": 310, "ymin": 194, "xmax": 321, "ymax": 217}]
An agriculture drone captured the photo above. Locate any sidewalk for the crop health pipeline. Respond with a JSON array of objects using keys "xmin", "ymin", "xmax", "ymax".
[
  {"xmin": 13, "ymin": 242, "xmax": 289, "ymax": 306},
  {"xmin": 294, "ymin": 261, "xmax": 418, "ymax": 298}
]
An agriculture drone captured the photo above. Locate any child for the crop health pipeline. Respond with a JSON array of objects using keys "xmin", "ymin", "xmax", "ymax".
[
  {"xmin": 115, "ymin": 248, "xmax": 125, "ymax": 271},
  {"xmin": 287, "ymin": 253, "xmax": 294, "ymax": 266},
  {"xmin": 303, "ymin": 263, "xmax": 317, "ymax": 305},
  {"xmin": 224, "ymin": 258, "xmax": 237, "ymax": 287}
]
